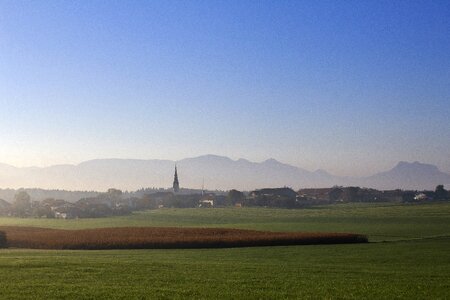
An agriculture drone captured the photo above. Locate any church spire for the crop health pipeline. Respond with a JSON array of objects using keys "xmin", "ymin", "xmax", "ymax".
[
  {"xmin": 173, "ymin": 165, "xmax": 180, "ymax": 193},
  {"xmin": 201, "ymin": 177, "xmax": 205, "ymax": 196}
]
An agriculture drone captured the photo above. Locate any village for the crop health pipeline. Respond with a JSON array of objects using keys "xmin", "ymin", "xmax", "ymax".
[{"xmin": 0, "ymin": 166, "xmax": 448, "ymax": 219}]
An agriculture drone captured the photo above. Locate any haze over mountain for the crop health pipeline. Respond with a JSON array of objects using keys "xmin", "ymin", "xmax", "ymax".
[
  {"xmin": 359, "ymin": 161, "xmax": 450, "ymax": 191},
  {"xmin": 0, "ymin": 155, "xmax": 448, "ymax": 192}
]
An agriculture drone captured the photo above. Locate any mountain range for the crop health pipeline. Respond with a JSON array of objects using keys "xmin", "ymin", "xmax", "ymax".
[{"xmin": 0, "ymin": 155, "xmax": 449, "ymax": 191}]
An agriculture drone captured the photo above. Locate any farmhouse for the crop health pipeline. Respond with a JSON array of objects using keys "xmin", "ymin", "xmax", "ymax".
[
  {"xmin": 199, "ymin": 194, "xmax": 215, "ymax": 208},
  {"xmin": 53, "ymin": 205, "xmax": 81, "ymax": 219},
  {"xmin": 247, "ymin": 187, "xmax": 298, "ymax": 208},
  {"xmin": 250, "ymin": 187, "xmax": 297, "ymax": 199},
  {"xmin": 199, "ymin": 199, "xmax": 214, "ymax": 207},
  {"xmin": 414, "ymin": 193, "xmax": 431, "ymax": 201}
]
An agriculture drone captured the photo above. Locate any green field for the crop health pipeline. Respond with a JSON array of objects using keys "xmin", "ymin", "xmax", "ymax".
[{"xmin": 1, "ymin": 202, "xmax": 450, "ymax": 299}]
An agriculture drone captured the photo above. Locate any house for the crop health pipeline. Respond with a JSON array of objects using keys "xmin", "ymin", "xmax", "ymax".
[
  {"xmin": 199, "ymin": 199, "xmax": 214, "ymax": 207},
  {"xmin": 53, "ymin": 205, "xmax": 81, "ymax": 219},
  {"xmin": 414, "ymin": 193, "xmax": 431, "ymax": 201},
  {"xmin": 199, "ymin": 194, "xmax": 215, "ymax": 208},
  {"xmin": 250, "ymin": 187, "xmax": 297, "ymax": 199},
  {"xmin": 298, "ymin": 188, "xmax": 333, "ymax": 201},
  {"xmin": 248, "ymin": 187, "xmax": 297, "ymax": 208}
]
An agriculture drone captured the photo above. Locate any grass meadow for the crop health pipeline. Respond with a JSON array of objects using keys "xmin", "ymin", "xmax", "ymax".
[{"xmin": 1, "ymin": 202, "xmax": 450, "ymax": 299}]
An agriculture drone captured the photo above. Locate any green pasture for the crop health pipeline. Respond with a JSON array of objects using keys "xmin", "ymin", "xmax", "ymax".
[
  {"xmin": 1, "ymin": 202, "xmax": 450, "ymax": 299},
  {"xmin": 1, "ymin": 202, "xmax": 449, "ymax": 241}
]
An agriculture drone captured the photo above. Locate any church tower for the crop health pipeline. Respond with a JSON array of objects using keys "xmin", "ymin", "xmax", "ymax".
[{"xmin": 173, "ymin": 165, "xmax": 180, "ymax": 193}]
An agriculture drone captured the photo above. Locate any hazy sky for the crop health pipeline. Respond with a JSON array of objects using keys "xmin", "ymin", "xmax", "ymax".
[{"xmin": 1, "ymin": 0, "xmax": 449, "ymax": 176}]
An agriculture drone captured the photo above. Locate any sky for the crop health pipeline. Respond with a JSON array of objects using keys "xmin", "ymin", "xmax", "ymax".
[{"xmin": 0, "ymin": 0, "xmax": 449, "ymax": 176}]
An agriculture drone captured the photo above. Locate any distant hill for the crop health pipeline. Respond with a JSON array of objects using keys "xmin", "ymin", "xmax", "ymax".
[
  {"xmin": 358, "ymin": 161, "xmax": 450, "ymax": 190},
  {"xmin": 0, "ymin": 188, "xmax": 99, "ymax": 204},
  {"xmin": 0, "ymin": 155, "xmax": 448, "ymax": 191}
]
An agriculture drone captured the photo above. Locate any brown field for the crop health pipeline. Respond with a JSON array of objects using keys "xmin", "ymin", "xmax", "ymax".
[{"xmin": 0, "ymin": 226, "xmax": 368, "ymax": 250}]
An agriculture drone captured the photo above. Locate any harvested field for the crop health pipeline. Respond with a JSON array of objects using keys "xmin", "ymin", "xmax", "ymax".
[{"xmin": 0, "ymin": 226, "xmax": 368, "ymax": 249}]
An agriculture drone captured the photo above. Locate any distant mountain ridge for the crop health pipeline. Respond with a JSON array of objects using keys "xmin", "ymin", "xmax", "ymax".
[
  {"xmin": 0, "ymin": 155, "xmax": 449, "ymax": 191},
  {"xmin": 359, "ymin": 161, "xmax": 450, "ymax": 190}
]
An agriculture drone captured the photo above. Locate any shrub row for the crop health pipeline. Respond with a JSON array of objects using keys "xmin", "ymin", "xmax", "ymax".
[{"xmin": 0, "ymin": 226, "xmax": 368, "ymax": 250}]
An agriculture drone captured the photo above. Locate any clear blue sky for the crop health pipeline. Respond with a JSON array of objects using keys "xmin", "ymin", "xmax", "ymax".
[{"xmin": 1, "ymin": 0, "xmax": 449, "ymax": 176}]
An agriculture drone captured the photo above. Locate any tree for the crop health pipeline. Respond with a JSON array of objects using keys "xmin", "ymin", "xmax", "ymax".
[
  {"xmin": 32, "ymin": 205, "xmax": 54, "ymax": 218},
  {"xmin": 135, "ymin": 196, "xmax": 155, "ymax": 210},
  {"xmin": 329, "ymin": 187, "xmax": 343, "ymax": 201},
  {"xmin": 343, "ymin": 187, "xmax": 360, "ymax": 202},
  {"xmin": 12, "ymin": 191, "xmax": 31, "ymax": 217},
  {"xmin": 435, "ymin": 185, "xmax": 448, "ymax": 200},
  {"xmin": 227, "ymin": 189, "xmax": 245, "ymax": 206},
  {"xmin": 107, "ymin": 188, "xmax": 123, "ymax": 197},
  {"xmin": 402, "ymin": 191, "xmax": 416, "ymax": 202}
]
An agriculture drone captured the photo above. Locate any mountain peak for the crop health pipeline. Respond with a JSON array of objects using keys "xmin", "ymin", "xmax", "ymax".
[
  {"xmin": 188, "ymin": 154, "xmax": 233, "ymax": 162},
  {"xmin": 236, "ymin": 158, "xmax": 251, "ymax": 164},
  {"xmin": 263, "ymin": 158, "xmax": 281, "ymax": 164},
  {"xmin": 362, "ymin": 161, "xmax": 450, "ymax": 190},
  {"xmin": 393, "ymin": 161, "xmax": 439, "ymax": 173},
  {"xmin": 314, "ymin": 169, "xmax": 331, "ymax": 176}
]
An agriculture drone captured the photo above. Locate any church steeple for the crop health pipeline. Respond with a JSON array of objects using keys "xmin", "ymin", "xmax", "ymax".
[{"xmin": 173, "ymin": 165, "xmax": 180, "ymax": 193}]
